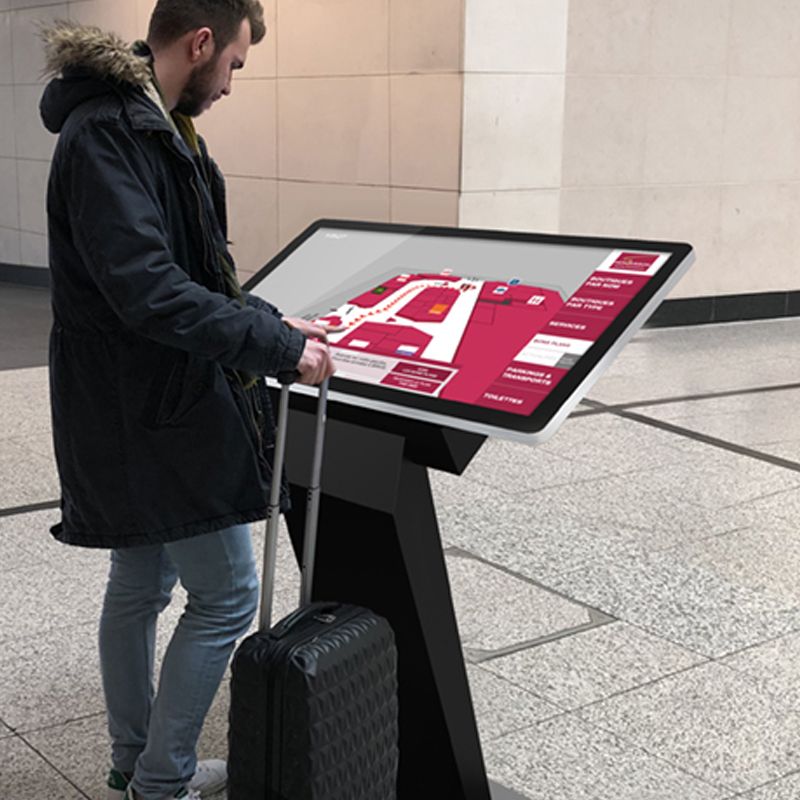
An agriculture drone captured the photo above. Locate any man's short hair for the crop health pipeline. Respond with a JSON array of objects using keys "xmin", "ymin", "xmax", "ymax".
[{"xmin": 148, "ymin": 0, "xmax": 266, "ymax": 51}]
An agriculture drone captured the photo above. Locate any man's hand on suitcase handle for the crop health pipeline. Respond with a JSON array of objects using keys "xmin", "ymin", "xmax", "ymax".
[
  {"xmin": 282, "ymin": 316, "xmax": 340, "ymax": 386},
  {"xmin": 295, "ymin": 339, "xmax": 336, "ymax": 385}
]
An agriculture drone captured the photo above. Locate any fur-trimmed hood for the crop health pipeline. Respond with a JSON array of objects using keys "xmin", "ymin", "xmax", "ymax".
[
  {"xmin": 41, "ymin": 21, "xmax": 150, "ymax": 85},
  {"xmin": 39, "ymin": 22, "xmax": 154, "ymax": 134}
]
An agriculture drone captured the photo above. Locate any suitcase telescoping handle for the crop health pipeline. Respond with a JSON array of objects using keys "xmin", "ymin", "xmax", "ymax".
[{"xmin": 258, "ymin": 373, "xmax": 329, "ymax": 633}]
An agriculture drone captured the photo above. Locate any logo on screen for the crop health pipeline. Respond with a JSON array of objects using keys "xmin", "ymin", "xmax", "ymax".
[{"xmin": 612, "ymin": 253, "xmax": 659, "ymax": 273}]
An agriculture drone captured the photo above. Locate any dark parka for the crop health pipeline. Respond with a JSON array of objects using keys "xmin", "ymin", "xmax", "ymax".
[{"xmin": 40, "ymin": 25, "xmax": 306, "ymax": 548}]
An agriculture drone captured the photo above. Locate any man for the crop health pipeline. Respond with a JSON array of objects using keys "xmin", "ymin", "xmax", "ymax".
[{"xmin": 40, "ymin": 2, "xmax": 336, "ymax": 798}]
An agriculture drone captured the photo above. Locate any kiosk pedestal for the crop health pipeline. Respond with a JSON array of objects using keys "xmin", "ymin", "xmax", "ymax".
[
  {"xmin": 248, "ymin": 219, "xmax": 692, "ymax": 799},
  {"xmin": 277, "ymin": 395, "xmax": 525, "ymax": 799}
]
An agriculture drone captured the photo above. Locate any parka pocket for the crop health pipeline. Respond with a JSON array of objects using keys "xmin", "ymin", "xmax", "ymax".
[{"xmin": 151, "ymin": 353, "xmax": 212, "ymax": 426}]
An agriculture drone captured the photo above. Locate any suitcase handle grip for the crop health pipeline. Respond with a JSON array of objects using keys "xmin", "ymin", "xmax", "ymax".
[
  {"xmin": 277, "ymin": 370, "xmax": 299, "ymax": 385},
  {"xmin": 270, "ymin": 601, "xmax": 341, "ymax": 639},
  {"xmin": 259, "ymin": 376, "xmax": 329, "ymax": 631}
]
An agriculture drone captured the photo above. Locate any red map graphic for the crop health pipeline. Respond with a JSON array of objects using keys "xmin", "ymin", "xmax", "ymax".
[
  {"xmin": 337, "ymin": 323, "xmax": 432, "ymax": 358},
  {"xmin": 440, "ymin": 283, "xmax": 561, "ymax": 405},
  {"xmin": 398, "ymin": 287, "xmax": 460, "ymax": 323},
  {"xmin": 323, "ymin": 261, "xmax": 655, "ymax": 415}
]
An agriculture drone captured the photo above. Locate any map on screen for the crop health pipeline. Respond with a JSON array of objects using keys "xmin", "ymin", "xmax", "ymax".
[
  {"xmin": 246, "ymin": 222, "xmax": 690, "ymax": 440},
  {"xmin": 307, "ymin": 249, "xmax": 668, "ymax": 416}
]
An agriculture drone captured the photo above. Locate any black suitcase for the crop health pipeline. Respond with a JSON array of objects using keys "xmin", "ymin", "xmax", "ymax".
[{"xmin": 228, "ymin": 377, "xmax": 399, "ymax": 799}]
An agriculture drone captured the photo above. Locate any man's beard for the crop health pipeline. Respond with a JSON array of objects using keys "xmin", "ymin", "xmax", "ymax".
[{"xmin": 174, "ymin": 57, "xmax": 218, "ymax": 117}]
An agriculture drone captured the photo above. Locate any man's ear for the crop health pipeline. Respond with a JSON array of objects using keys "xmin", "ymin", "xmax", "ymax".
[{"xmin": 188, "ymin": 27, "xmax": 215, "ymax": 64}]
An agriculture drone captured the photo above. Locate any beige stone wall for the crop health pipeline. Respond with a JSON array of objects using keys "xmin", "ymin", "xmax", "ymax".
[
  {"xmin": 459, "ymin": 0, "xmax": 800, "ymax": 299},
  {"xmin": 157, "ymin": 0, "xmax": 464, "ymax": 283},
  {"xmin": 459, "ymin": 0, "xmax": 568, "ymax": 234},
  {"xmin": 1, "ymin": 0, "xmax": 63, "ymax": 271},
  {"xmin": 4, "ymin": 0, "xmax": 800, "ymax": 298},
  {"xmin": 2, "ymin": 0, "xmax": 464, "ymax": 285},
  {"xmin": 460, "ymin": 0, "xmax": 800, "ymax": 297},
  {"xmin": 558, "ymin": 0, "xmax": 800, "ymax": 298},
  {"xmin": 0, "ymin": 0, "xmax": 153, "ymax": 271}
]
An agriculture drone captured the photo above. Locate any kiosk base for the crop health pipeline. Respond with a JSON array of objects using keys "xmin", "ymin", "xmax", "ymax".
[
  {"xmin": 280, "ymin": 398, "xmax": 492, "ymax": 799},
  {"xmin": 490, "ymin": 782, "xmax": 530, "ymax": 800}
]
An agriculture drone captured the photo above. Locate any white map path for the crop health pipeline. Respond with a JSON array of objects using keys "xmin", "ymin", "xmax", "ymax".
[{"xmin": 325, "ymin": 278, "xmax": 484, "ymax": 366}]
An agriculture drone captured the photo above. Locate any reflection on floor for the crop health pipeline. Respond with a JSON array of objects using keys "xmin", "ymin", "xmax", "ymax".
[{"xmin": 3, "ymin": 282, "xmax": 800, "ymax": 799}]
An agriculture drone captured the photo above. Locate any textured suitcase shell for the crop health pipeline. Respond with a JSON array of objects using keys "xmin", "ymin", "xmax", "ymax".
[
  {"xmin": 229, "ymin": 379, "xmax": 399, "ymax": 798},
  {"xmin": 228, "ymin": 601, "xmax": 399, "ymax": 800}
]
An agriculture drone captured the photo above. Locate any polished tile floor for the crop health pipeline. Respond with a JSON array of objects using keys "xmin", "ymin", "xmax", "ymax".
[{"xmin": 3, "ymin": 283, "xmax": 800, "ymax": 799}]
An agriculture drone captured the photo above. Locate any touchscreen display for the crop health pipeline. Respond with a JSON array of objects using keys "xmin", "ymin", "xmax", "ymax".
[{"xmin": 249, "ymin": 225, "xmax": 675, "ymax": 419}]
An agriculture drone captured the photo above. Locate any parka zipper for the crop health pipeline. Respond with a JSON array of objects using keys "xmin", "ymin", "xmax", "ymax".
[
  {"xmin": 188, "ymin": 173, "xmax": 213, "ymax": 280},
  {"xmin": 164, "ymin": 132, "xmax": 266, "ymax": 458}
]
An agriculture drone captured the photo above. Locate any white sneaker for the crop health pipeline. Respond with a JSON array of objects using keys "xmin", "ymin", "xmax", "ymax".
[
  {"xmin": 106, "ymin": 768, "xmax": 130, "ymax": 799},
  {"xmin": 123, "ymin": 786, "xmax": 201, "ymax": 799},
  {"xmin": 122, "ymin": 786, "xmax": 202, "ymax": 800},
  {"xmin": 187, "ymin": 759, "xmax": 227, "ymax": 796},
  {"xmin": 108, "ymin": 759, "xmax": 226, "ymax": 799}
]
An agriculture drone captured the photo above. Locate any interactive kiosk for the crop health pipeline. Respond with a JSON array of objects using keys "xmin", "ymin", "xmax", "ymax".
[{"xmin": 245, "ymin": 221, "xmax": 694, "ymax": 799}]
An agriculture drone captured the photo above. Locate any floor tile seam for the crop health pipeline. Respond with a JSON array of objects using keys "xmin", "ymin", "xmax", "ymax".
[
  {"xmin": 647, "ymin": 549, "xmax": 800, "ymax": 621},
  {"xmin": 466, "ymin": 617, "xmax": 618, "ymax": 665},
  {"xmin": 545, "ymin": 444, "xmax": 783, "ymax": 492},
  {"xmin": 480, "ymin": 709, "xmax": 568, "ymax": 745},
  {"xmin": 580, "ymin": 380, "xmax": 800, "ymax": 417},
  {"xmin": 477, "ymin": 644, "xmax": 697, "ymax": 720},
  {"xmin": 613, "ymin": 405, "xmax": 800, "ymax": 426},
  {"xmin": 642, "ymin": 525, "xmax": 755, "ymax": 558},
  {"xmin": 573, "ymin": 656, "xmax": 800, "ymax": 750},
  {"xmin": 0, "ymin": 602, "xmax": 101, "ymax": 647},
  {"xmin": 589, "ymin": 605, "xmax": 715, "ymax": 660},
  {"xmin": 0, "ymin": 619, "xmax": 99, "ymax": 666},
  {"xmin": 722, "ymin": 673, "xmax": 800, "ymax": 721},
  {"xmin": 462, "ymin": 472, "xmax": 615, "ymax": 499},
  {"xmin": 713, "ymin": 626, "xmax": 800, "ymax": 666},
  {"xmin": 729, "ymin": 767, "xmax": 800, "ymax": 799},
  {"xmin": 684, "ymin": 520, "xmax": 800, "ymax": 553},
  {"xmin": 566, "ymin": 658, "xmax": 724, "ymax": 720},
  {"xmin": 471, "ymin": 664, "xmax": 570, "ymax": 725},
  {"xmin": 7, "ymin": 433, "xmax": 55, "ymax": 452},
  {"xmin": 536, "ymin": 539, "xmax": 699, "ymax": 587},
  {"xmin": 563, "ymin": 710, "xmax": 740, "ymax": 796},
  {"xmin": 489, "ymin": 703, "xmax": 736, "ymax": 797},
  {"xmin": 446, "ymin": 545, "xmax": 618, "ymax": 626},
  {"xmin": 600, "ymin": 618, "xmax": 715, "ymax": 665},
  {"xmin": 640, "ymin": 516, "xmax": 800, "ymax": 560},
  {"xmin": 466, "ymin": 586, "xmax": 716, "ymax": 684},
  {"xmin": 608, "ymin": 409, "xmax": 800, "ymax": 474},
  {"xmin": 467, "ymin": 459, "xmax": 696, "ymax": 497},
  {"xmin": 456, "ymin": 467, "xmax": 702, "ymax": 513},
  {"xmin": 749, "ymin": 433, "xmax": 800, "ymax": 448},
  {"xmin": 432, "ymin": 475, "xmax": 515, "ymax": 504},
  {"xmin": 475, "ymin": 664, "xmax": 574, "ymax": 721},
  {"xmin": 0, "ymin": 435, "xmax": 48, "ymax": 454},
  {"xmin": 15, "ymin": 730, "xmax": 93, "ymax": 799},
  {"xmin": 0, "ymin": 498, "xmax": 59, "ymax": 518},
  {"xmin": 614, "ymin": 422, "xmax": 800, "ymax": 472},
  {"xmin": 13, "ymin": 710, "xmax": 106, "ymax": 739},
  {"xmin": 718, "ymin": 483, "xmax": 800, "ymax": 512},
  {"xmin": 545, "ymin": 659, "xmax": 713, "ymax": 723},
  {"xmin": 1, "ymin": 556, "xmax": 54, "ymax": 580},
  {"xmin": 699, "ymin": 655, "xmax": 800, "ymax": 712}
]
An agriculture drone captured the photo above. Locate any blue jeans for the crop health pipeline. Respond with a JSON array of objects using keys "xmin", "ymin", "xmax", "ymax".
[{"xmin": 99, "ymin": 525, "xmax": 259, "ymax": 800}]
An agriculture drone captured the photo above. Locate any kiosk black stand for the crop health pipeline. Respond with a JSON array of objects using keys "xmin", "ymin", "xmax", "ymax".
[
  {"xmin": 250, "ymin": 219, "xmax": 693, "ymax": 798},
  {"xmin": 273, "ymin": 393, "xmax": 525, "ymax": 799}
]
